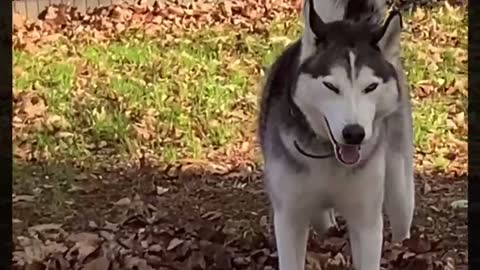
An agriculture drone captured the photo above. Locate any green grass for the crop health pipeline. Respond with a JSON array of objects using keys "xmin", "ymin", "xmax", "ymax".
[
  {"xmin": 13, "ymin": 5, "xmax": 467, "ymax": 172},
  {"xmin": 12, "ymin": 4, "xmax": 467, "ymax": 225},
  {"xmin": 413, "ymin": 99, "xmax": 450, "ymax": 151}
]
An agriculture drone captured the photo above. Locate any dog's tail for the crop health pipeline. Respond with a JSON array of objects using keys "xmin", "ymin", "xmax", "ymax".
[
  {"xmin": 299, "ymin": 0, "xmax": 389, "ymax": 62},
  {"xmin": 302, "ymin": 0, "xmax": 388, "ymax": 24},
  {"xmin": 303, "ymin": 0, "xmax": 387, "ymax": 24}
]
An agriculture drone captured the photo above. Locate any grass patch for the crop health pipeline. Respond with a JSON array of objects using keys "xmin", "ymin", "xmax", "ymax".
[
  {"xmin": 13, "ymin": 5, "xmax": 467, "ymax": 173},
  {"xmin": 412, "ymin": 98, "xmax": 450, "ymax": 151}
]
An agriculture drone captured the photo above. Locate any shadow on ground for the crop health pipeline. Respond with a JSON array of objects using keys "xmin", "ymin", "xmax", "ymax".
[{"xmin": 13, "ymin": 161, "xmax": 467, "ymax": 269}]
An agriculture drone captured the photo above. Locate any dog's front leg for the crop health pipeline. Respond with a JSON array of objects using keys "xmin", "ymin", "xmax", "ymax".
[
  {"xmin": 343, "ymin": 203, "xmax": 383, "ymax": 270},
  {"xmin": 273, "ymin": 207, "xmax": 310, "ymax": 270},
  {"xmin": 339, "ymin": 159, "xmax": 385, "ymax": 270}
]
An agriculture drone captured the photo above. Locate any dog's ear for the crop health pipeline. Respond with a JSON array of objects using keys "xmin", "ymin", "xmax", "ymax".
[
  {"xmin": 308, "ymin": 0, "xmax": 326, "ymax": 42},
  {"xmin": 372, "ymin": 10, "xmax": 402, "ymax": 61}
]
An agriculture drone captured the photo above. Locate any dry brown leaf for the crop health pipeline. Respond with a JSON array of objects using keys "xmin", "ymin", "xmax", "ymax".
[
  {"xmin": 324, "ymin": 253, "xmax": 347, "ymax": 270},
  {"xmin": 82, "ymin": 255, "xmax": 110, "ymax": 270},
  {"xmin": 13, "ymin": 13, "xmax": 26, "ymax": 30},
  {"xmin": 322, "ymin": 237, "xmax": 346, "ymax": 253},
  {"xmin": 25, "ymin": 262, "xmax": 46, "ymax": 270},
  {"xmin": 444, "ymin": 257, "xmax": 455, "ymax": 270},
  {"xmin": 13, "ymin": 194, "xmax": 35, "ymax": 203},
  {"xmin": 66, "ymin": 232, "xmax": 102, "ymax": 262},
  {"xmin": 220, "ymin": 1, "xmax": 233, "ymax": 17},
  {"xmin": 22, "ymin": 95, "xmax": 47, "ymax": 118},
  {"xmin": 46, "ymin": 253, "xmax": 70, "ymax": 270},
  {"xmin": 201, "ymin": 211, "xmax": 222, "ymax": 221},
  {"xmin": 125, "ymin": 255, "xmax": 154, "ymax": 270},
  {"xmin": 44, "ymin": 6, "xmax": 58, "ymax": 20},
  {"xmin": 405, "ymin": 254, "xmax": 433, "ymax": 270},
  {"xmin": 114, "ymin": 197, "xmax": 131, "ymax": 206},
  {"xmin": 67, "ymin": 232, "xmax": 101, "ymax": 244},
  {"xmin": 404, "ymin": 234, "xmax": 432, "ymax": 254},
  {"xmin": 39, "ymin": 33, "xmax": 62, "ymax": 43},
  {"xmin": 167, "ymin": 238, "xmax": 184, "ymax": 251},
  {"xmin": 28, "ymin": 224, "xmax": 66, "ymax": 242},
  {"xmin": 306, "ymin": 252, "xmax": 324, "ymax": 270},
  {"xmin": 186, "ymin": 250, "xmax": 206, "ymax": 270},
  {"xmin": 156, "ymin": 186, "xmax": 169, "ymax": 196},
  {"xmin": 43, "ymin": 241, "xmax": 69, "ymax": 255},
  {"xmin": 23, "ymin": 239, "xmax": 46, "ymax": 263},
  {"xmin": 422, "ymin": 182, "xmax": 432, "ymax": 195},
  {"xmin": 28, "ymin": 224, "xmax": 63, "ymax": 236}
]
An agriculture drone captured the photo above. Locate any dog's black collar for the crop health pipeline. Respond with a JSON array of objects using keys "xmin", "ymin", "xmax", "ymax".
[
  {"xmin": 288, "ymin": 79, "xmax": 334, "ymax": 159},
  {"xmin": 289, "ymin": 107, "xmax": 334, "ymax": 159},
  {"xmin": 293, "ymin": 140, "xmax": 334, "ymax": 159}
]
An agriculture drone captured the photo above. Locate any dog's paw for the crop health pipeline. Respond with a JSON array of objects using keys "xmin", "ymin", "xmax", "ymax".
[{"xmin": 391, "ymin": 230, "xmax": 410, "ymax": 243}]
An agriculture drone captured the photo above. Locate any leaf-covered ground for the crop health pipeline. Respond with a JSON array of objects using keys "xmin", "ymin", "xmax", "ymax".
[
  {"xmin": 12, "ymin": 0, "xmax": 467, "ymax": 269},
  {"xmin": 12, "ymin": 164, "xmax": 467, "ymax": 270}
]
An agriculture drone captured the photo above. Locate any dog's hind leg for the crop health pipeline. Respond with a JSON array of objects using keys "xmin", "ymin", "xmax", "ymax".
[
  {"xmin": 384, "ymin": 153, "xmax": 415, "ymax": 242},
  {"xmin": 311, "ymin": 208, "xmax": 337, "ymax": 236}
]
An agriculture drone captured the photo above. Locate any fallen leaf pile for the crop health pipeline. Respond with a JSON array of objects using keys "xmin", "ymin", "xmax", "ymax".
[
  {"xmin": 12, "ymin": 0, "xmax": 468, "ymax": 178},
  {"xmin": 12, "ymin": 0, "xmax": 467, "ymax": 268},
  {"xmin": 11, "ymin": 227, "xmax": 464, "ymax": 270},
  {"xmin": 13, "ymin": 166, "xmax": 467, "ymax": 270},
  {"xmin": 12, "ymin": 2, "xmax": 468, "ymax": 266},
  {"xmin": 13, "ymin": 0, "xmax": 465, "ymax": 52},
  {"xmin": 13, "ymin": 0, "xmax": 300, "ymax": 53}
]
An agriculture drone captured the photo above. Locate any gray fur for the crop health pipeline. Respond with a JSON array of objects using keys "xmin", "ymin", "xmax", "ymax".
[
  {"xmin": 258, "ymin": 41, "xmax": 327, "ymax": 172},
  {"xmin": 259, "ymin": 1, "xmax": 402, "ymax": 169},
  {"xmin": 257, "ymin": 0, "xmax": 415, "ymax": 269}
]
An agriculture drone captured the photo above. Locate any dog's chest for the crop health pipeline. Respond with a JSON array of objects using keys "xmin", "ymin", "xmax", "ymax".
[
  {"xmin": 265, "ymin": 134, "xmax": 386, "ymax": 209},
  {"xmin": 294, "ymin": 160, "xmax": 380, "ymax": 207}
]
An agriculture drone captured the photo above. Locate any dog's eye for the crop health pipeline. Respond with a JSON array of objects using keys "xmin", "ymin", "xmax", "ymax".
[
  {"xmin": 364, "ymin": 83, "xmax": 378, "ymax": 93},
  {"xmin": 323, "ymin": 82, "xmax": 340, "ymax": 94}
]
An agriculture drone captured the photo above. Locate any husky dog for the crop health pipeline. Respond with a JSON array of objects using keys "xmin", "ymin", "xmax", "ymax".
[{"xmin": 257, "ymin": 0, "xmax": 415, "ymax": 269}]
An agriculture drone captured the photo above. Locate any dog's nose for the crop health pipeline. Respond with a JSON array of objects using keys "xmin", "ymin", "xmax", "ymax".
[{"xmin": 342, "ymin": 124, "xmax": 365, "ymax": 145}]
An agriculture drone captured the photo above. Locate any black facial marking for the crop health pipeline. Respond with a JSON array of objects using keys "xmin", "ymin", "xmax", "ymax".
[
  {"xmin": 323, "ymin": 82, "xmax": 340, "ymax": 94},
  {"xmin": 300, "ymin": 18, "xmax": 399, "ymax": 89},
  {"xmin": 300, "ymin": 9, "xmax": 404, "ymax": 83},
  {"xmin": 364, "ymin": 83, "xmax": 378, "ymax": 93},
  {"xmin": 300, "ymin": 46, "xmax": 352, "ymax": 78},
  {"xmin": 354, "ymin": 48, "xmax": 398, "ymax": 82}
]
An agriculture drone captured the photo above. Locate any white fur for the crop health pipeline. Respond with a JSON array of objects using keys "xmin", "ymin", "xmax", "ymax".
[
  {"xmin": 293, "ymin": 60, "xmax": 398, "ymax": 146},
  {"xmin": 271, "ymin": 66, "xmax": 412, "ymax": 269},
  {"xmin": 263, "ymin": 2, "xmax": 414, "ymax": 270},
  {"xmin": 266, "ymin": 130, "xmax": 388, "ymax": 270},
  {"xmin": 349, "ymin": 51, "xmax": 356, "ymax": 80},
  {"xmin": 265, "ymin": 115, "xmax": 414, "ymax": 270}
]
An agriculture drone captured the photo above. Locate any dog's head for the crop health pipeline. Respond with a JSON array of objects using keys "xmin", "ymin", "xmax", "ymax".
[{"xmin": 293, "ymin": 0, "xmax": 403, "ymax": 166}]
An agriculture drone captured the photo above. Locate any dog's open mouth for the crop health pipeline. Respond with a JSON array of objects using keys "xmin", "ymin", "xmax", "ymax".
[
  {"xmin": 335, "ymin": 144, "xmax": 361, "ymax": 165},
  {"xmin": 324, "ymin": 117, "xmax": 361, "ymax": 166}
]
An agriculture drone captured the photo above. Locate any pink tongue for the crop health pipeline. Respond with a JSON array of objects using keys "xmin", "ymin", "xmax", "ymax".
[{"xmin": 338, "ymin": 145, "xmax": 360, "ymax": 164}]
